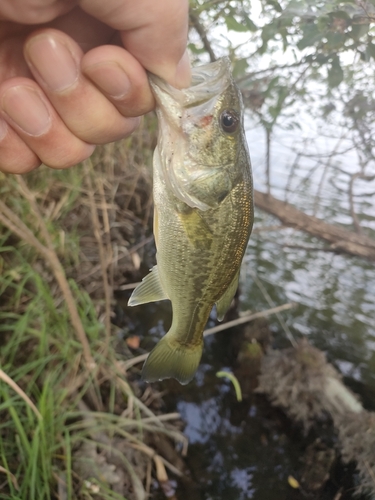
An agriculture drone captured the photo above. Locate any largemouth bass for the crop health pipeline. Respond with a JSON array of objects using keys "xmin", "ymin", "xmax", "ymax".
[{"xmin": 128, "ymin": 57, "xmax": 253, "ymax": 385}]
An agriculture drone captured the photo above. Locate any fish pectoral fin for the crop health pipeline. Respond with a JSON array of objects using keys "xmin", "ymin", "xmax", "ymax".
[
  {"xmin": 142, "ymin": 335, "xmax": 203, "ymax": 385},
  {"xmin": 128, "ymin": 265, "xmax": 169, "ymax": 306},
  {"xmin": 179, "ymin": 207, "xmax": 214, "ymax": 250},
  {"xmin": 215, "ymin": 270, "xmax": 240, "ymax": 321}
]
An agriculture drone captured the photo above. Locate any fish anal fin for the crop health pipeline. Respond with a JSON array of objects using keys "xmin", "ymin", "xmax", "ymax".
[
  {"xmin": 142, "ymin": 336, "xmax": 203, "ymax": 385},
  {"xmin": 215, "ymin": 270, "xmax": 240, "ymax": 321},
  {"xmin": 128, "ymin": 265, "xmax": 168, "ymax": 306}
]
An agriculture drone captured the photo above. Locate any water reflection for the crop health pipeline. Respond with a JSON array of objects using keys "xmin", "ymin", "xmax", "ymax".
[
  {"xmin": 123, "ymin": 119, "xmax": 375, "ymax": 498},
  {"xmin": 140, "ymin": 208, "xmax": 374, "ymax": 499}
]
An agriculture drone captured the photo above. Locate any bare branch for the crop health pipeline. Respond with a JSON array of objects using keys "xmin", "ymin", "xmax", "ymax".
[{"xmin": 189, "ymin": 10, "xmax": 217, "ymax": 62}]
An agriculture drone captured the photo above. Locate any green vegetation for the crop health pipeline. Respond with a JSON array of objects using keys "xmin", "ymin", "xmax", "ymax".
[{"xmin": 0, "ymin": 125, "xmax": 186, "ymax": 499}]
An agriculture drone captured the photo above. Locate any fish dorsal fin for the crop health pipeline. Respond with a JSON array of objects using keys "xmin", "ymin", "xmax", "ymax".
[
  {"xmin": 128, "ymin": 266, "xmax": 169, "ymax": 306},
  {"xmin": 215, "ymin": 270, "xmax": 240, "ymax": 321}
]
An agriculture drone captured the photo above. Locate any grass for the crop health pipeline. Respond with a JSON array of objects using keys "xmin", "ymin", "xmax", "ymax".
[{"xmin": 0, "ymin": 119, "xmax": 185, "ymax": 500}]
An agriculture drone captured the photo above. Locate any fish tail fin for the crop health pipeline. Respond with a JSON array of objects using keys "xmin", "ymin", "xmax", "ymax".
[{"xmin": 141, "ymin": 334, "xmax": 203, "ymax": 385}]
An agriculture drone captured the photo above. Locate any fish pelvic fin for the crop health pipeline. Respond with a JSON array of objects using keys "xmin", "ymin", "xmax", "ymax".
[
  {"xmin": 128, "ymin": 266, "xmax": 168, "ymax": 306},
  {"xmin": 142, "ymin": 335, "xmax": 203, "ymax": 385}
]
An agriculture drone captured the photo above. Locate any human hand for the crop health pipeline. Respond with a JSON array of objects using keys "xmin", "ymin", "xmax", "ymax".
[{"xmin": 0, "ymin": 0, "xmax": 191, "ymax": 173}]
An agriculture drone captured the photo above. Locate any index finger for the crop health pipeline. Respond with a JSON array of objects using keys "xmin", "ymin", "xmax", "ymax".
[{"xmin": 78, "ymin": 0, "xmax": 191, "ymax": 88}]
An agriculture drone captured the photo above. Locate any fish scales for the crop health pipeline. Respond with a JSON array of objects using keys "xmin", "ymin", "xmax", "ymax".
[{"xmin": 128, "ymin": 57, "xmax": 254, "ymax": 384}]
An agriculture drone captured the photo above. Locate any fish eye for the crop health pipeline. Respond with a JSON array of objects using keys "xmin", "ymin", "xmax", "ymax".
[{"xmin": 220, "ymin": 110, "xmax": 239, "ymax": 134}]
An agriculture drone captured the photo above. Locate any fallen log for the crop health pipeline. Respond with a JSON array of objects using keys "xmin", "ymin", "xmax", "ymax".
[
  {"xmin": 257, "ymin": 340, "xmax": 375, "ymax": 497},
  {"xmin": 254, "ymin": 190, "xmax": 375, "ymax": 261}
]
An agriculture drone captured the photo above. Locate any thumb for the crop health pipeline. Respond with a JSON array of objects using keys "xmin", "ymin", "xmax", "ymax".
[{"xmin": 78, "ymin": 0, "xmax": 191, "ymax": 88}]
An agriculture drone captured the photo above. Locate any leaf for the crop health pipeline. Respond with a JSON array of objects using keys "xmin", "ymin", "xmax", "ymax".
[
  {"xmin": 297, "ymin": 23, "xmax": 321, "ymax": 50},
  {"xmin": 325, "ymin": 32, "xmax": 346, "ymax": 50},
  {"xmin": 126, "ymin": 335, "xmax": 141, "ymax": 349},
  {"xmin": 266, "ymin": 0, "xmax": 282, "ymax": 12},
  {"xmin": 225, "ymin": 16, "xmax": 248, "ymax": 32},
  {"xmin": 288, "ymin": 475, "xmax": 300, "ymax": 489},
  {"xmin": 264, "ymin": 76, "xmax": 280, "ymax": 97},
  {"xmin": 350, "ymin": 23, "xmax": 370, "ymax": 41},
  {"xmin": 328, "ymin": 55, "xmax": 344, "ymax": 88},
  {"xmin": 188, "ymin": 43, "xmax": 206, "ymax": 55},
  {"xmin": 259, "ymin": 21, "xmax": 279, "ymax": 52},
  {"xmin": 233, "ymin": 58, "xmax": 249, "ymax": 78},
  {"xmin": 245, "ymin": 16, "xmax": 258, "ymax": 32}
]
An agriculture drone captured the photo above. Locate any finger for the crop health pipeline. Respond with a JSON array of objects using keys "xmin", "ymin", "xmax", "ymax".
[
  {"xmin": 24, "ymin": 29, "xmax": 141, "ymax": 144},
  {"xmin": 0, "ymin": 78, "xmax": 95, "ymax": 169},
  {"xmin": 0, "ymin": 118, "xmax": 40, "ymax": 174},
  {"xmin": 0, "ymin": 0, "xmax": 77, "ymax": 24},
  {"xmin": 78, "ymin": 0, "xmax": 191, "ymax": 87},
  {"xmin": 82, "ymin": 45, "xmax": 154, "ymax": 117}
]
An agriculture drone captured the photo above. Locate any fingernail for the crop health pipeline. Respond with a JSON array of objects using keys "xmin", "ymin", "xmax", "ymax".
[
  {"xmin": 174, "ymin": 51, "xmax": 191, "ymax": 89},
  {"xmin": 84, "ymin": 61, "xmax": 131, "ymax": 99},
  {"xmin": 26, "ymin": 35, "xmax": 78, "ymax": 92},
  {"xmin": 0, "ymin": 119, "xmax": 7, "ymax": 140},
  {"xmin": 2, "ymin": 86, "xmax": 51, "ymax": 136}
]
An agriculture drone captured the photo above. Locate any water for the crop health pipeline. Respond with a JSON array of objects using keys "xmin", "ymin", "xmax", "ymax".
[{"xmin": 122, "ymin": 116, "xmax": 375, "ymax": 498}]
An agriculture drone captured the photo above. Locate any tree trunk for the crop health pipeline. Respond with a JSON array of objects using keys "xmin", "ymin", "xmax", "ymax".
[{"xmin": 254, "ymin": 190, "xmax": 375, "ymax": 261}]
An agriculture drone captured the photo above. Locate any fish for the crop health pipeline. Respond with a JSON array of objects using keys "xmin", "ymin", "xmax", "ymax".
[{"xmin": 128, "ymin": 57, "xmax": 253, "ymax": 385}]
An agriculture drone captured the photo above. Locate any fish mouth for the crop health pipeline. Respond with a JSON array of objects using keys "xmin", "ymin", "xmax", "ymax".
[{"xmin": 149, "ymin": 57, "xmax": 233, "ymax": 110}]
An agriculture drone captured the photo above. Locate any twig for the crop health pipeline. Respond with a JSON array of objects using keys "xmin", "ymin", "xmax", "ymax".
[
  {"xmin": 236, "ymin": 60, "xmax": 310, "ymax": 84},
  {"xmin": 252, "ymin": 225, "xmax": 285, "ymax": 234},
  {"xmin": 0, "ymin": 368, "xmax": 42, "ymax": 420},
  {"xmin": 203, "ymin": 303, "xmax": 295, "ymax": 337},
  {"xmin": 313, "ymin": 133, "xmax": 347, "ymax": 216},
  {"xmin": 117, "ymin": 281, "xmax": 141, "ymax": 291},
  {"xmin": 284, "ymin": 152, "xmax": 301, "ymax": 204},
  {"xmin": 121, "ymin": 304, "xmax": 295, "ymax": 370},
  {"xmin": 189, "ymin": 10, "xmax": 217, "ymax": 62},
  {"xmin": 265, "ymin": 126, "xmax": 271, "ymax": 196}
]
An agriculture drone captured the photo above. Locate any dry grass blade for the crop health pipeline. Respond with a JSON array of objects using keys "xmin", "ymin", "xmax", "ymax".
[
  {"xmin": 0, "ymin": 465, "xmax": 20, "ymax": 491},
  {"xmin": 121, "ymin": 353, "xmax": 148, "ymax": 370},
  {"xmin": 139, "ymin": 412, "xmax": 181, "ymax": 424},
  {"xmin": 112, "ymin": 371, "xmax": 165, "ymax": 426},
  {"xmin": 0, "ymin": 368, "xmax": 42, "ymax": 420},
  {"xmin": 129, "ymin": 442, "xmax": 183, "ymax": 479},
  {"xmin": 84, "ymin": 160, "xmax": 112, "ymax": 354}
]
